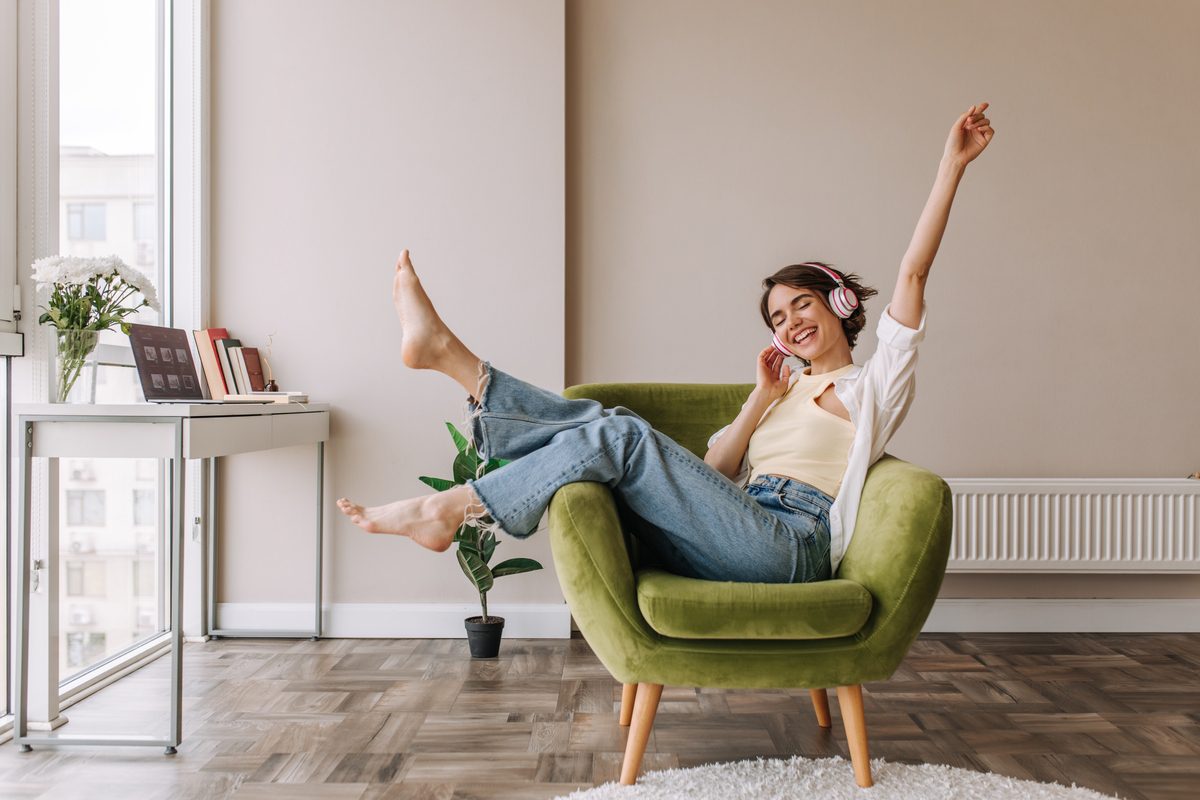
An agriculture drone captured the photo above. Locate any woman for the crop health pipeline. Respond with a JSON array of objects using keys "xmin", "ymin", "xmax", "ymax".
[{"xmin": 338, "ymin": 102, "xmax": 994, "ymax": 583}]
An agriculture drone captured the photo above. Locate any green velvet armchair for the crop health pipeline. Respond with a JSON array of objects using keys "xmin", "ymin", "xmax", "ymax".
[{"xmin": 548, "ymin": 382, "xmax": 954, "ymax": 787}]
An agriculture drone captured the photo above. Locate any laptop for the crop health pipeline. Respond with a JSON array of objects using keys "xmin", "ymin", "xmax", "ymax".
[{"xmin": 128, "ymin": 323, "xmax": 227, "ymax": 404}]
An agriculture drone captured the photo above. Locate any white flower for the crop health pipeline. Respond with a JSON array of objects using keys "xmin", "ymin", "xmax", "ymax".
[{"xmin": 31, "ymin": 254, "xmax": 160, "ymax": 311}]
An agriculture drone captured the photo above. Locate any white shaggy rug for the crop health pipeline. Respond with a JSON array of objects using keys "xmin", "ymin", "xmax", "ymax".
[{"xmin": 554, "ymin": 756, "xmax": 1120, "ymax": 800}]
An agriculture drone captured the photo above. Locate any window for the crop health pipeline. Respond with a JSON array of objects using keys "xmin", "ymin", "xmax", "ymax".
[
  {"xmin": 133, "ymin": 560, "xmax": 156, "ymax": 598},
  {"xmin": 66, "ymin": 633, "xmax": 108, "ymax": 668},
  {"xmin": 133, "ymin": 201, "xmax": 154, "ymax": 241},
  {"xmin": 134, "ymin": 459, "xmax": 157, "ymax": 481},
  {"xmin": 66, "ymin": 202, "xmax": 107, "ymax": 240},
  {"xmin": 65, "ymin": 561, "xmax": 106, "ymax": 597},
  {"xmin": 132, "ymin": 488, "xmax": 156, "ymax": 526},
  {"xmin": 56, "ymin": 0, "xmax": 170, "ymax": 685},
  {"xmin": 133, "ymin": 202, "xmax": 155, "ymax": 266},
  {"xmin": 66, "ymin": 489, "xmax": 105, "ymax": 526}
]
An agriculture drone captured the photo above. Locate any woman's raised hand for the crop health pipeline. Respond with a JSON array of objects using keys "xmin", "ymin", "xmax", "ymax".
[
  {"xmin": 755, "ymin": 345, "xmax": 792, "ymax": 404},
  {"xmin": 944, "ymin": 102, "xmax": 995, "ymax": 167}
]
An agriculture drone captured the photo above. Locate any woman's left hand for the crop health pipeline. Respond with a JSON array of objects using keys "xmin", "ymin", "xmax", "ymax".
[{"xmin": 944, "ymin": 102, "xmax": 995, "ymax": 167}]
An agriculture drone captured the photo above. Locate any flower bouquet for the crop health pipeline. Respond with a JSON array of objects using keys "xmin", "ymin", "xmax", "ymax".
[{"xmin": 33, "ymin": 255, "xmax": 160, "ymax": 402}]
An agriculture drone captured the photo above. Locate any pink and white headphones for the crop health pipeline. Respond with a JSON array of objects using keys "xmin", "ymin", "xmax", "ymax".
[{"xmin": 770, "ymin": 263, "xmax": 860, "ymax": 357}]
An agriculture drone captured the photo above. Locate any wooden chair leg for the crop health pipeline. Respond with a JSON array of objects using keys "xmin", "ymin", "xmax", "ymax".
[
  {"xmin": 620, "ymin": 682, "xmax": 663, "ymax": 785},
  {"xmin": 619, "ymin": 683, "xmax": 638, "ymax": 726},
  {"xmin": 809, "ymin": 688, "xmax": 831, "ymax": 728},
  {"xmin": 836, "ymin": 684, "xmax": 873, "ymax": 788}
]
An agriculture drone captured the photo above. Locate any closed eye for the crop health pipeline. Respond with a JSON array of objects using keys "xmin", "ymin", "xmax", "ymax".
[{"xmin": 771, "ymin": 302, "xmax": 811, "ymax": 327}]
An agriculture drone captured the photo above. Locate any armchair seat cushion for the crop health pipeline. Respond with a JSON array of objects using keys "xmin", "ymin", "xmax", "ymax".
[{"xmin": 635, "ymin": 568, "xmax": 874, "ymax": 640}]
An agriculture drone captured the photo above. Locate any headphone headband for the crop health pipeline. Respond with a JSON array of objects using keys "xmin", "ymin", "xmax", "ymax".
[{"xmin": 801, "ymin": 262, "xmax": 846, "ymax": 287}]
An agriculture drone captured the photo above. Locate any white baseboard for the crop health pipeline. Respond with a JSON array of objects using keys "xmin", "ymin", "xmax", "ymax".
[
  {"xmin": 923, "ymin": 598, "xmax": 1200, "ymax": 632},
  {"xmin": 214, "ymin": 602, "xmax": 572, "ymax": 638},
  {"xmin": 216, "ymin": 599, "xmax": 1198, "ymax": 638}
]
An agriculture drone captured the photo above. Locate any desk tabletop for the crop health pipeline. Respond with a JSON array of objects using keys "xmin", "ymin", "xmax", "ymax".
[{"xmin": 15, "ymin": 402, "xmax": 330, "ymax": 418}]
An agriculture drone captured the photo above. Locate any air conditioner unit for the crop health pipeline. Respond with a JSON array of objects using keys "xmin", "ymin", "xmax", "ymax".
[{"xmin": 69, "ymin": 606, "xmax": 93, "ymax": 626}]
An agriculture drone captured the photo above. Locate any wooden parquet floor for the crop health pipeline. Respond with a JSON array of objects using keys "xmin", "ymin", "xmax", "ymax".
[{"xmin": 1, "ymin": 632, "xmax": 1198, "ymax": 799}]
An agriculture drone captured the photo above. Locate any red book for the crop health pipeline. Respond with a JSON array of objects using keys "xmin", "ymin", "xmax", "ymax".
[
  {"xmin": 194, "ymin": 328, "xmax": 231, "ymax": 397},
  {"xmin": 240, "ymin": 347, "xmax": 268, "ymax": 392}
]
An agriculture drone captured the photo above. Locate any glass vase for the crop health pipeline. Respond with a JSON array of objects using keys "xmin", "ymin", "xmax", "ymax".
[{"xmin": 55, "ymin": 329, "xmax": 100, "ymax": 403}]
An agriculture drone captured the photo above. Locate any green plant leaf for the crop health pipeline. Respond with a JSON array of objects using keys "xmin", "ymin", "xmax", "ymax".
[
  {"xmin": 480, "ymin": 531, "xmax": 497, "ymax": 563},
  {"xmin": 483, "ymin": 457, "xmax": 509, "ymax": 474},
  {"xmin": 454, "ymin": 524, "xmax": 480, "ymax": 547},
  {"xmin": 457, "ymin": 547, "xmax": 494, "ymax": 593},
  {"xmin": 491, "ymin": 557, "xmax": 543, "ymax": 578},
  {"xmin": 418, "ymin": 475, "xmax": 457, "ymax": 492},
  {"xmin": 453, "ymin": 451, "xmax": 479, "ymax": 484},
  {"xmin": 445, "ymin": 421, "xmax": 470, "ymax": 454}
]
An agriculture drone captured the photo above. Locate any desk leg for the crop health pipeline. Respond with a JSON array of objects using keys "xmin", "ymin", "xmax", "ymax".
[
  {"xmin": 167, "ymin": 420, "xmax": 184, "ymax": 754},
  {"xmin": 313, "ymin": 441, "xmax": 324, "ymax": 640},
  {"xmin": 15, "ymin": 418, "xmax": 32, "ymax": 751},
  {"xmin": 207, "ymin": 457, "xmax": 218, "ymax": 639}
]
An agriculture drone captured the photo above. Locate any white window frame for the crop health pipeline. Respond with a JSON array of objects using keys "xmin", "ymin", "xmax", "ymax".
[{"xmin": 1, "ymin": 0, "xmax": 209, "ymax": 736}]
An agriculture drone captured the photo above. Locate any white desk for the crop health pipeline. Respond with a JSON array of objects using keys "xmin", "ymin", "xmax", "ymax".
[{"xmin": 13, "ymin": 402, "xmax": 330, "ymax": 754}]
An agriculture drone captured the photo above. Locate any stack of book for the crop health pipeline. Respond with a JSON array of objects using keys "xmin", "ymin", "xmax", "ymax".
[{"xmin": 192, "ymin": 328, "xmax": 306, "ymax": 403}]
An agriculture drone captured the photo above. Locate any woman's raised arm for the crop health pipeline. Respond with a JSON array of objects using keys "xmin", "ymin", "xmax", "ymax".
[{"xmin": 890, "ymin": 102, "xmax": 995, "ymax": 329}]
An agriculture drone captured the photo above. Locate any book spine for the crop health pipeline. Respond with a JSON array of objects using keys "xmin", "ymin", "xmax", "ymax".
[
  {"xmin": 231, "ymin": 347, "xmax": 251, "ymax": 394},
  {"xmin": 204, "ymin": 328, "xmax": 232, "ymax": 393},
  {"xmin": 216, "ymin": 340, "xmax": 239, "ymax": 394},
  {"xmin": 193, "ymin": 330, "xmax": 226, "ymax": 400},
  {"xmin": 241, "ymin": 347, "xmax": 267, "ymax": 392}
]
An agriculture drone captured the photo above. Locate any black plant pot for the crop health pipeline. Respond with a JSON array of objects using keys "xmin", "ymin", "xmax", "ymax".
[{"xmin": 464, "ymin": 616, "xmax": 505, "ymax": 658}]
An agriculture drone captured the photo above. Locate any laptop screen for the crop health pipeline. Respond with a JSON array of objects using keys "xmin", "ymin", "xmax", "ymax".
[{"xmin": 128, "ymin": 323, "xmax": 208, "ymax": 402}]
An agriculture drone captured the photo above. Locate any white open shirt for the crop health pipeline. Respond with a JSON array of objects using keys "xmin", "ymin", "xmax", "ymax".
[{"xmin": 707, "ymin": 302, "xmax": 927, "ymax": 574}]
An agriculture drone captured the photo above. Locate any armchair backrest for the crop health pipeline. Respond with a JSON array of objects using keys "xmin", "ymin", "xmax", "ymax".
[{"xmin": 563, "ymin": 382, "xmax": 754, "ymax": 459}]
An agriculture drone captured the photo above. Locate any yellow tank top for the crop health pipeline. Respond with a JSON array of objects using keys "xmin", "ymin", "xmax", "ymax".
[{"xmin": 747, "ymin": 363, "xmax": 857, "ymax": 497}]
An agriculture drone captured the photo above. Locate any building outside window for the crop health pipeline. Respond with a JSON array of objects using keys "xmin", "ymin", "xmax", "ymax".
[
  {"xmin": 65, "ymin": 489, "xmax": 105, "ymax": 526},
  {"xmin": 65, "ymin": 200, "xmax": 107, "ymax": 240},
  {"xmin": 57, "ymin": 0, "xmax": 168, "ymax": 683},
  {"xmin": 132, "ymin": 488, "xmax": 156, "ymax": 527},
  {"xmin": 65, "ymin": 633, "xmax": 108, "ymax": 669}
]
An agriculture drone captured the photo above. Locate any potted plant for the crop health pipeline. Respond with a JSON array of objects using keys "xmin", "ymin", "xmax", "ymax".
[
  {"xmin": 419, "ymin": 422, "xmax": 543, "ymax": 658},
  {"xmin": 32, "ymin": 255, "xmax": 159, "ymax": 402}
]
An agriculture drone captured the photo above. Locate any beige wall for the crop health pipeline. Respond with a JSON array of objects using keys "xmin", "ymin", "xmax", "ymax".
[
  {"xmin": 212, "ymin": 0, "xmax": 565, "ymax": 606},
  {"xmin": 566, "ymin": 1, "xmax": 1200, "ymax": 598},
  {"xmin": 211, "ymin": 0, "xmax": 1199, "ymax": 611}
]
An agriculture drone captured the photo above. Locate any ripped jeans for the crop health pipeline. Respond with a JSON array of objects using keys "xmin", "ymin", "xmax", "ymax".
[{"xmin": 460, "ymin": 361, "xmax": 832, "ymax": 584}]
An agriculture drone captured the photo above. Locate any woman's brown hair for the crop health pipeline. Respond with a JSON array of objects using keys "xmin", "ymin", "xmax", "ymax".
[{"xmin": 759, "ymin": 262, "xmax": 879, "ymax": 356}]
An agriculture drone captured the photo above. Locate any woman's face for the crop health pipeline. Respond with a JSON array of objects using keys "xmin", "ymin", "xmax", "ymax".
[{"xmin": 767, "ymin": 283, "xmax": 847, "ymax": 362}]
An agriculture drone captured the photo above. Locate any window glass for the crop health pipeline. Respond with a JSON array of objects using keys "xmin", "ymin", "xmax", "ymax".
[
  {"xmin": 58, "ymin": 0, "xmax": 166, "ymax": 683},
  {"xmin": 65, "ymin": 489, "xmax": 105, "ymax": 526},
  {"xmin": 132, "ymin": 488, "xmax": 156, "ymax": 527}
]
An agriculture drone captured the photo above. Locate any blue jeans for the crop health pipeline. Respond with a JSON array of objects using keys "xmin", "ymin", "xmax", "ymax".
[{"xmin": 461, "ymin": 362, "xmax": 833, "ymax": 584}]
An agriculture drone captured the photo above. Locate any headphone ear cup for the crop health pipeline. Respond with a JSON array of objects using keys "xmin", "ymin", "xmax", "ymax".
[
  {"xmin": 771, "ymin": 332, "xmax": 793, "ymax": 357},
  {"xmin": 828, "ymin": 287, "xmax": 860, "ymax": 319}
]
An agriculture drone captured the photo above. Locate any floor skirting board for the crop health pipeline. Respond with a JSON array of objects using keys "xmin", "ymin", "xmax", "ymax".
[
  {"xmin": 215, "ymin": 599, "xmax": 1200, "ymax": 637},
  {"xmin": 214, "ymin": 602, "xmax": 572, "ymax": 638},
  {"xmin": 923, "ymin": 598, "xmax": 1200, "ymax": 632}
]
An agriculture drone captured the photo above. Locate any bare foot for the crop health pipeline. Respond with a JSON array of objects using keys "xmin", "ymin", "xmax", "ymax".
[
  {"xmin": 392, "ymin": 249, "xmax": 464, "ymax": 371},
  {"xmin": 337, "ymin": 485, "xmax": 477, "ymax": 553}
]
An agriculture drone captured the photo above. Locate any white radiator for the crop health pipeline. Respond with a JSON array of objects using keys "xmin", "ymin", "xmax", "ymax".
[{"xmin": 944, "ymin": 479, "xmax": 1200, "ymax": 572}]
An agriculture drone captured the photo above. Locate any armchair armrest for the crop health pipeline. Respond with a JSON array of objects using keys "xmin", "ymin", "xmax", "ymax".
[
  {"xmin": 837, "ymin": 456, "xmax": 954, "ymax": 661},
  {"xmin": 547, "ymin": 481, "xmax": 661, "ymax": 682}
]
